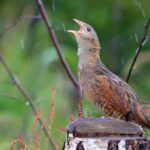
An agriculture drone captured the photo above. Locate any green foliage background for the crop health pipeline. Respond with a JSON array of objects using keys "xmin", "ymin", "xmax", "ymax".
[{"xmin": 0, "ymin": 0, "xmax": 150, "ymax": 149}]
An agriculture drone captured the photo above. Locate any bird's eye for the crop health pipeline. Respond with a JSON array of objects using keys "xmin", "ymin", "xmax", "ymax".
[{"xmin": 86, "ymin": 27, "xmax": 91, "ymax": 32}]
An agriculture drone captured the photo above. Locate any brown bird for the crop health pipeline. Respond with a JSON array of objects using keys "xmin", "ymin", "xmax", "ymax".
[{"xmin": 68, "ymin": 19, "xmax": 150, "ymax": 128}]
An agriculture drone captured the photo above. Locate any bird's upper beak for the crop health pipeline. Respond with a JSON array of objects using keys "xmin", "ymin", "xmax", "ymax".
[{"xmin": 67, "ymin": 19, "xmax": 86, "ymax": 36}]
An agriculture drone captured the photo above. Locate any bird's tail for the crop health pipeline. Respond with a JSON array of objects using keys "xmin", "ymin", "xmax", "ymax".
[{"xmin": 136, "ymin": 103, "xmax": 150, "ymax": 129}]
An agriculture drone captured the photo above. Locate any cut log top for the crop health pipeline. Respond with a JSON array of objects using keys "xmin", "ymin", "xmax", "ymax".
[
  {"xmin": 64, "ymin": 118, "xmax": 150, "ymax": 150},
  {"xmin": 67, "ymin": 117, "xmax": 143, "ymax": 137}
]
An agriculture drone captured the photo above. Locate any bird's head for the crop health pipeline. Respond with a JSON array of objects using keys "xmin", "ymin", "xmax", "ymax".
[{"xmin": 67, "ymin": 19, "xmax": 100, "ymax": 51}]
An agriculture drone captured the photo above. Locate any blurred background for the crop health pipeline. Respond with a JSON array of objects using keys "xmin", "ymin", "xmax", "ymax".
[{"xmin": 0, "ymin": 0, "xmax": 150, "ymax": 149}]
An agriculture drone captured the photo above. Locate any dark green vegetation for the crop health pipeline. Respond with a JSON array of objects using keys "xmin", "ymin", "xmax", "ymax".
[{"xmin": 0, "ymin": 0, "xmax": 150, "ymax": 149}]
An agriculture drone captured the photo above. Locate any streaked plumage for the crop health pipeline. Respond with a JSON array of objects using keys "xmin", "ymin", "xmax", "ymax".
[{"xmin": 68, "ymin": 19, "xmax": 150, "ymax": 128}]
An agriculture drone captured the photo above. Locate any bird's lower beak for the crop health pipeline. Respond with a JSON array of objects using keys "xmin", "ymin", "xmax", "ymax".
[
  {"xmin": 67, "ymin": 30, "xmax": 77, "ymax": 36},
  {"xmin": 67, "ymin": 19, "xmax": 85, "ymax": 36}
]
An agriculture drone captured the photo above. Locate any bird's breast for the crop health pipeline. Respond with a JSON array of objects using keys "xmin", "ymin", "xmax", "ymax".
[
  {"xmin": 78, "ymin": 67, "xmax": 129, "ymax": 120},
  {"xmin": 78, "ymin": 68, "xmax": 100, "ymax": 101}
]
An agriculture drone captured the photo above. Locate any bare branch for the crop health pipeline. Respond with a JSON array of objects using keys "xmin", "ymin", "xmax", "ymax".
[
  {"xmin": 0, "ymin": 53, "xmax": 57, "ymax": 150},
  {"xmin": 126, "ymin": 18, "xmax": 150, "ymax": 83},
  {"xmin": 36, "ymin": 0, "xmax": 83, "ymax": 117}
]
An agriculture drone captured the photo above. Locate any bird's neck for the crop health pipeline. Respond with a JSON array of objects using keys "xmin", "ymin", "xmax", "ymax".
[{"xmin": 77, "ymin": 47, "xmax": 100, "ymax": 70}]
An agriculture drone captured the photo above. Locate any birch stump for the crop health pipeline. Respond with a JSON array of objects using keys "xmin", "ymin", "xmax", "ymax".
[{"xmin": 63, "ymin": 117, "xmax": 150, "ymax": 150}]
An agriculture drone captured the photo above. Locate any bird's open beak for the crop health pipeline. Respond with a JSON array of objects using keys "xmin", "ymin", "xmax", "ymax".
[{"xmin": 67, "ymin": 19, "xmax": 85, "ymax": 36}]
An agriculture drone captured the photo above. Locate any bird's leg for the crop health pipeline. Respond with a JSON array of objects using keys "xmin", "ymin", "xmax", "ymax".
[{"xmin": 125, "ymin": 111, "xmax": 132, "ymax": 121}]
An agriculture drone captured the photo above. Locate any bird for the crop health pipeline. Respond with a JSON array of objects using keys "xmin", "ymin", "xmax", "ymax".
[{"xmin": 67, "ymin": 19, "xmax": 150, "ymax": 129}]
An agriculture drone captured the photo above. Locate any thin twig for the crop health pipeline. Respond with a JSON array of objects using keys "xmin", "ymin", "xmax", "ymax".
[
  {"xmin": 0, "ymin": 21, "xmax": 18, "ymax": 37},
  {"xmin": 0, "ymin": 81, "xmax": 14, "ymax": 85},
  {"xmin": 0, "ymin": 16, "xmax": 41, "ymax": 37},
  {"xmin": 36, "ymin": 0, "xmax": 78, "ymax": 88},
  {"xmin": 36, "ymin": 0, "xmax": 83, "ymax": 117},
  {"xmin": 0, "ymin": 53, "xmax": 57, "ymax": 150},
  {"xmin": 0, "ymin": 93, "xmax": 19, "ymax": 101},
  {"xmin": 126, "ymin": 18, "xmax": 150, "ymax": 83}
]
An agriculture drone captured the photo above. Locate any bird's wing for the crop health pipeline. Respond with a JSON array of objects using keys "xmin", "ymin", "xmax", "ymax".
[
  {"xmin": 95, "ymin": 71, "xmax": 142, "ymax": 120},
  {"xmin": 95, "ymin": 71, "xmax": 150, "ymax": 127}
]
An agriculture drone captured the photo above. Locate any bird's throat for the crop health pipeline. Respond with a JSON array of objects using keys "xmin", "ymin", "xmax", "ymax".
[{"xmin": 78, "ymin": 47, "xmax": 100, "ymax": 70}]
